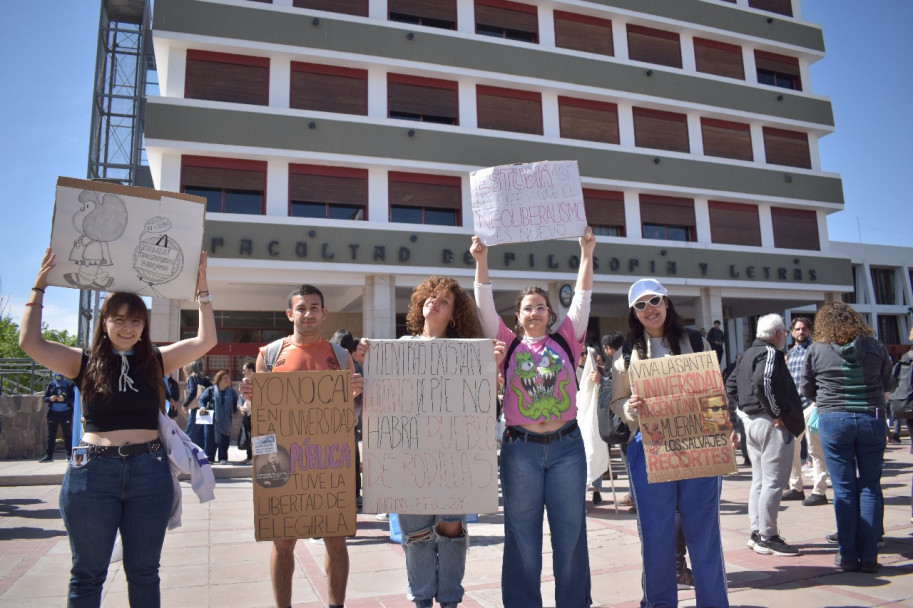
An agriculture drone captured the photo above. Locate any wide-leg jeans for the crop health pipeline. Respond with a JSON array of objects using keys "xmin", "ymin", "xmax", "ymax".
[{"xmin": 398, "ymin": 513, "xmax": 468, "ymax": 608}]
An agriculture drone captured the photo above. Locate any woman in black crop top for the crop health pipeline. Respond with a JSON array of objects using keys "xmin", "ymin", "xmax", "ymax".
[{"xmin": 20, "ymin": 248, "xmax": 217, "ymax": 607}]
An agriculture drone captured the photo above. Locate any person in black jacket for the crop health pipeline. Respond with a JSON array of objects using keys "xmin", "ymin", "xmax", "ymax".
[
  {"xmin": 725, "ymin": 313, "xmax": 804, "ymax": 558},
  {"xmin": 40, "ymin": 373, "xmax": 75, "ymax": 462}
]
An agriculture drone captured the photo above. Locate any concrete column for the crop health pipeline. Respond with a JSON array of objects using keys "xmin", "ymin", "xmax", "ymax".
[
  {"xmin": 363, "ymin": 275, "xmax": 396, "ymax": 339},
  {"xmin": 758, "ymin": 204, "xmax": 774, "ymax": 248},
  {"xmin": 612, "ymin": 20, "xmax": 628, "ymax": 60},
  {"xmin": 538, "ymin": 6, "xmax": 555, "ymax": 48},
  {"xmin": 693, "ymin": 197, "xmax": 711, "ymax": 246},
  {"xmin": 367, "ymin": 67, "xmax": 387, "ymax": 119},
  {"xmin": 687, "ymin": 113, "xmax": 703, "ymax": 156},
  {"xmin": 158, "ymin": 153, "xmax": 183, "ymax": 192},
  {"xmin": 617, "ymin": 102, "xmax": 635, "ymax": 147},
  {"xmin": 680, "ymin": 32, "xmax": 696, "ymax": 72},
  {"xmin": 150, "ymin": 297, "xmax": 181, "ymax": 344},
  {"xmin": 269, "ymin": 56, "xmax": 290, "ymax": 108},
  {"xmin": 541, "ymin": 92, "xmax": 560, "ymax": 138},
  {"xmin": 368, "ymin": 168, "xmax": 388, "ymax": 223},
  {"xmin": 370, "ymin": 0, "xmax": 387, "ymax": 20},
  {"xmin": 459, "ymin": 80, "xmax": 478, "ymax": 128},
  {"xmin": 456, "ymin": 0, "xmax": 475, "ymax": 34},
  {"xmin": 624, "ymin": 191, "xmax": 641, "ymax": 240},
  {"xmin": 750, "ymin": 124, "xmax": 766, "ymax": 163},
  {"xmin": 265, "ymin": 160, "xmax": 289, "ymax": 217},
  {"xmin": 162, "ymin": 47, "xmax": 186, "ymax": 99}
]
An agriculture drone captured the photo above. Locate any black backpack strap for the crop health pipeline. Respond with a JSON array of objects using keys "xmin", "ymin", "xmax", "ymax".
[
  {"xmin": 504, "ymin": 337, "xmax": 521, "ymax": 369},
  {"xmin": 621, "ymin": 341, "xmax": 633, "ymax": 370},
  {"xmin": 685, "ymin": 328, "xmax": 706, "ymax": 354},
  {"xmin": 549, "ymin": 332, "xmax": 580, "ymax": 391}
]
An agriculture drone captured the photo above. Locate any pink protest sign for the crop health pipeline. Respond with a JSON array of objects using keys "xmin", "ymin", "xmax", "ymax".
[{"xmin": 470, "ymin": 160, "xmax": 587, "ymax": 246}]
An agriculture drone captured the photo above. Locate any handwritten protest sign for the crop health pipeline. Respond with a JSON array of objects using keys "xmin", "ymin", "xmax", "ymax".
[
  {"xmin": 251, "ymin": 370, "xmax": 356, "ymax": 541},
  {"xmin": 47, "ymin": 177, "xmax": 205, "ymax": 299},
  {"xmin": 362, "ymin": 339, "xmax": 499, "ymax": 515},
  {"xmin": 628, "ymin": 351, "xmax": 737, "ymax": 483},
  {"xmin": 470, "ymin": 160, "xmax": 587, "ymax": 246}
]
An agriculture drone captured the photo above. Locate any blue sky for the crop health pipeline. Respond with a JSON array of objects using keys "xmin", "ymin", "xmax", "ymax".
[{"xmin": 1, "ymin": 1, "xmax": 910, "ymax": 335}]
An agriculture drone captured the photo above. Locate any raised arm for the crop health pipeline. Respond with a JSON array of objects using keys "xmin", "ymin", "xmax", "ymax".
[
  {"xmin": 470, "ymin": 236, "xmax": 500, "ymax": 339},
  {"xmin": 19, "ymin": 249, "xmax": 83, "ymax": 379},
  {"xmin": 565, "ymin": 227, "xmax": 595, "ymax": 339},
  {"xmin": 160, "ymin": 252, "xmax": 218, "ymax": 373}
]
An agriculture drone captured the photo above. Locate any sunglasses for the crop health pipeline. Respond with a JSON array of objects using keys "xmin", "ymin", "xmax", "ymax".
[{"xmin": 632, "ymin": 295, "xmax": 664, "ymax": 311}]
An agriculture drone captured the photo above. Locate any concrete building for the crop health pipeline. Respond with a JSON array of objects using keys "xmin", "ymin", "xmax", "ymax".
[{"xmin": 144, "ymin": 0, "xmax": 857, "ymax": 371}]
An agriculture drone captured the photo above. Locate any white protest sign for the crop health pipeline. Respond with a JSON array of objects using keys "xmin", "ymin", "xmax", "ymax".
[
  {"xmin": 470, "ymin": 160, "xmax": 587, "ymax": 246},
  {"xmin": 47, "ymin": 177, "xmax": 205, "ymax": 299},
  {"xmin": 362, "ymin": 339, "xmax": 499, "ymax": 515}
]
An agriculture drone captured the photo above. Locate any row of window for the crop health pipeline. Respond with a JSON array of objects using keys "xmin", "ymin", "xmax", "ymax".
[
  {"xmin": 180, "ymin": 155, "xmax": 820, "ymax": 250},
  {"xmin": 244, "ymin": 0, "xmax": 801, "ymax": 90},
  {"xmin": 185, "ymin": 51, "xmax": 812, "ymax": 168}
]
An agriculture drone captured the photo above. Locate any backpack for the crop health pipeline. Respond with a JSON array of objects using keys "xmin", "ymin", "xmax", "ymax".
[
  {"xmin": 504, "ymin": 331, "xmax": 581, "ymax": 391},
  {"xmin": 889, "ymin": 355, "xmax": 913, "ymax": 419},
  {"xmin": 607, "ymin": 328, "xmax": 707, "ymax": 444},
  {"xmin": 263, "ymin": 337, "xmax": 349, "ymax": 372},
  {"xmin": 597, "ymin": 372, "xmax": 630, "ymax": 445}
]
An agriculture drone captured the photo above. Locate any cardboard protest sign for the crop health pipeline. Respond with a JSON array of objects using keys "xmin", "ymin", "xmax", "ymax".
[
  {"xmin": 251, "ymin": 370, "xmax": 357, "ymax": 541},
  {"xmin": 47, "ymin": 177, "xmax": 205, "ymax": 299},
  {"xmin": 470, "ymin": 160, "xmax": 587, "ymax": 246},
  {"xmin": 362, "ymin": 339, "xmax": 499, "ymax": 515},
  {"xmin": 628, "ymin": 351, "xmax": 737, "ymax": 483}
]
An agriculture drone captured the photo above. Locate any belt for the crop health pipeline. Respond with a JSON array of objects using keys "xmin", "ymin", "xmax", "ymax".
[
  {"xmin": 80, "ymin": 440, "xmax": 163, "ymax": 457},
  {"xmin": 505, "ymin": 420, "xmax": 578, "ymax": 444}
]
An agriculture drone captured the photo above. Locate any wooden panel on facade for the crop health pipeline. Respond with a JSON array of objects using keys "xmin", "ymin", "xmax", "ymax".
[
  {"xmin": 554, "ymin": 11, "xmax": 613, "ymax": 56},
  {"xmin": 293, "ymin": 0, "xmax": 368, "ymax": 17},
  {"xmin": 694, "ymin": 37, "xmax": 744, "ymax": 80},
  {"xmin": 477, "ymin": 86, "xmax": 543, "ymax": 135},
  {"xmin": 701, "ymin": 118, "xmax": 753, "ymax": 161},
  {"xmin": 771, "ymin": 207, "xmax": 820, "ymax": 250},
  {"xmin": 558, "ymin": 97, "xmax": 619, "ymax": 144},
  {"xmin": 763, "ymin": 127, "xmax": 811, "ymax": 168},
  {"xmin": 290, "ymin": 63, "xmax": 368, "ymax": 115},
  {"xmin": 633, "ymin": 107, "xmax": 689, "ymax": 152},
  {"xmin": 627, "ymin": 24, "xmax": 682, "ymax": 69},
  {"xmin": 709, "ymin": 201, "xmax": 761, "ymax": 246},
  {"xmin": 185, "ymin": 51, "xmax": 269, "ymax": 106}
]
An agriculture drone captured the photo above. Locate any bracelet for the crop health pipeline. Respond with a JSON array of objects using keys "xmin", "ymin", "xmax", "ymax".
[
  {"xmin": 25, "ymin": 302, "xmax": 42, "ymax": 308},
  {"xmin": 32, "ymin": 287, "xmax": 45, "ymax": 293},
  {"xmin": 197, "ymin": 294, "xmax": 213, "ymax": 304}
]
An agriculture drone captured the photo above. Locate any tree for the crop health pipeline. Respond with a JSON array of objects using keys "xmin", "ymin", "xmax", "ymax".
[{"xmin": 0, "ymin": 297, "xmax": 77, "ymax": 394}]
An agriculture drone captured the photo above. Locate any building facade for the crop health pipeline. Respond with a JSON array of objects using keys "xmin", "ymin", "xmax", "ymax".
[{"xmin": 144, "ymin": 0, "xmax": 855, "ymax": 372}]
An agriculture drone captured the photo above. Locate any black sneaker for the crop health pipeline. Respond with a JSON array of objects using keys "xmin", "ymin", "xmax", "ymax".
[
  {"xmin": 781, "ymin": 489, "xmax": 805, "ymax": 501},
  {"xmin": 802, "ymin": 493, "xmax": 828, "ymax": 506},
  {"xmin": 826, "ymin": 532, "xmax": 838, "ymax": 544},
  {"xmin": 835, "ymin": 553, "xmax": 860, "ymax": 571},
  {"xmin": 38, "ymin": 455, "xmax": 54, "ymax": 463},
  {"xmin": 676, "ymin": 567, "xmax": 694, "ymax": 589},
  {"xmin": 754, "ymin": 535, "xmax": 799, "ymax": 556},
  {"xmin": 860, "ymin": 561, "xmax": 880, "ymax": 573},
  {"xmin": 746, "ymin": 530, "xmax": 760, "ymax": 549}
]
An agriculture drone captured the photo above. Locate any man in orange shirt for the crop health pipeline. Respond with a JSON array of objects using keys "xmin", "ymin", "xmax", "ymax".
[{"xmin": 243, "ymin": 284, "xmax": 363, "ymax": 608}]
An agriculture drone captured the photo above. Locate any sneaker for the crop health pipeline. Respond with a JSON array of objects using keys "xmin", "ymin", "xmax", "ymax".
[
  {"xmin": 38, "ymin": 455, "xmax": 54, "ymax": 463},
  {"xmin": 376, "ymin": 513, "xmax": 389, "ymax": 522},
  {"xmin": 835, "ymin": 553, "xmax": 860, "ymax": 572},
  {"xmin": 618, "ymin": 493, "xmax": 634, "ymax": 507},
  {"xmin": 826, "ymin": 532, "xmax": 838, "ymax": 544},
  {"xmin": 592, "ymin": 490, "xmax": 602, "ymax": 505},
  {"xmin": 781, "ymin": 489, "xmax": 805, "ymax": 501},
  {"xmin": 676, "ymin": 567, "xmax": 694, "ymax": 589},
  {"xmin": 802, "ymin": 493, "xmax": 828, "ymax": 506},
  {"xmin": 754, "ymin": 535, "xmax": 799, "ymax": 556},
  {"xmin": 860, "ymin": 561, "xmax": 880, "ymax": 573},
  {"xmin": 747, "ymin": 530, "xmax": 760, "ymax": 549}
]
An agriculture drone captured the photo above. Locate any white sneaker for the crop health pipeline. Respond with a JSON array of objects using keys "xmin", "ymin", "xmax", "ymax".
[{"xmin": 376, "ymin": 513, "xmax": 389, "ymax": 521}]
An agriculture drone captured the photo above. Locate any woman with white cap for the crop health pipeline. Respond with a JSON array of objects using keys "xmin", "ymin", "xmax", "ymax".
[{"xmin": 610, "ymin": 278, "xmax": 729, "ymax": 608}]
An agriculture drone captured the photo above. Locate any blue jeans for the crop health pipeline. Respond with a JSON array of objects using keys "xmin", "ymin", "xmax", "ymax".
[
  {"xmin": 184, "ymin": 408, "xmax": 203, "ymax": 447},
  {"xmin": 627, "ymin": 433, "xmax": 729, "ymax": 608},
  {"xmin": 818, "ymin": 410, "xmax": 886, "ymax": 564},
  {"xmin": 201, "ymin": 424, "xmax": 217, "ymax": 462},
  {"xmin": 59, "ymin": 447, "xmax": 174, "ymax": 607},
  {"xmin": 398, "ymin": 514, "xmax": 467, "ymax": 608},
  {"xmin": 500, "ymin": 422, "xmax": 591, "ymax": 608}
]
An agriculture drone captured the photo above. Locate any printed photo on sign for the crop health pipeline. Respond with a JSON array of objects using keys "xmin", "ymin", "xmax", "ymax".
[
  {"xmin": 254, "ymin": 446, "xmax": 291, "ymax": 489},
  {"xmin": 628, "ymin": 351, "xmax": 738, "ymax": 483},
  {"xmin": 46, "ymin": 177, "xmax": 205, "ymax": 299},
  {"xmin": 470, "ymin": 160, "xmax": 587, "ymax": 246},
  {"xmin": 361, "ymin": 339, "xmax": 499, "ymax": 515}
]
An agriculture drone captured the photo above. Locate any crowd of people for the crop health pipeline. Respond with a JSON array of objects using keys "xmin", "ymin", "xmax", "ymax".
[{"xmin": 20, "ymin": 232, "xmax": 913, "ymax": 608}]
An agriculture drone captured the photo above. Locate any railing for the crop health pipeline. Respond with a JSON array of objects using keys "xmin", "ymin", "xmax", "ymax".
[{"xmin": 0, "ymin": 358, "xmax": 52, "ymax": 396}]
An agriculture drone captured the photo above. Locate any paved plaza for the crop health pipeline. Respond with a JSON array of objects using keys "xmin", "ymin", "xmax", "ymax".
[{"xmin": 1, "ymin": 443, "xmax": 912, "ymax": 607}]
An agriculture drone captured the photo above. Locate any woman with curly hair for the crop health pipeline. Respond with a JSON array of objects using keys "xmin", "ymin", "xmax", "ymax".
[
  {"xmin": 357, "ymin": 275, "xmax": 502, "ymax": 608},
  {"xmin": 801, "ymin": 301, "xmax": 893, "ymax": 573}
]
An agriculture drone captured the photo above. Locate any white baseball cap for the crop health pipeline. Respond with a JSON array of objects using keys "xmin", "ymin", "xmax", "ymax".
[{"xmin": 628, "ymin": 278, "xmax": 668, "ymax": 308}]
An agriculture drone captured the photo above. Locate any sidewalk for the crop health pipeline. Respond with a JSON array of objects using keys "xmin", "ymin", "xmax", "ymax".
[{"xmin": 1, "ymin": 444, "xmax": 911, "ymax": 607}]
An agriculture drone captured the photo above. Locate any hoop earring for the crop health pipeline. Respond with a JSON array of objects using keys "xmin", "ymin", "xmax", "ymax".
[{"xmin": 449, "ymin": 318, "xmax": 456, "ymax": 328}]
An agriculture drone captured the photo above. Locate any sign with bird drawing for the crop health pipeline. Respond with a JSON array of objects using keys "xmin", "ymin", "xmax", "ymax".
[{"xmin": 47, "ymin": 177, "xmax": 205, "ymax": 299}]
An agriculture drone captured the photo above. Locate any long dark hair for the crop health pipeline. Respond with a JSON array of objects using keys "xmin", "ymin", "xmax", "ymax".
[
  {"xmin": 82, "ymin": 292, "xmax": 165, "ymax": 408},
  {"xmin": 626, "ymin": 297, "xmax": 687, "ymax": 359},
  {"xmin": 513, "ymin": 286, "xmax": 557, "ymax": 337}
]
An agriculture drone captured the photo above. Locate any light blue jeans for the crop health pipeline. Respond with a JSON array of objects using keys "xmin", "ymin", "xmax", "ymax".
[
  {"xmin": 500, "ymin": 422, "xmax": 591, "ymax": 608},
  {"xmin": 818, "ymin": 410, "xmax": 886, "ymax": 565},
  {"xmin": 398, "ymin": 513, "xmax": 468, "ymax": 608},
  {"xmin": 59, "ymin": 447, "xmax": 174, "ymax": 607}
]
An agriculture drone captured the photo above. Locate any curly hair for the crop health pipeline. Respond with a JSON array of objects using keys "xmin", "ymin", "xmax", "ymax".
[
  {"xmin": 626, "ymin": 297, "xmax": 687, "ymax": 358},
  {"xmin": 812, "ymin": 301, "xmax": 874, "ymax": 345},
  {"xmin": 513, "ymin": 286, "xmax": 557, "ymax": 337},
  {"xmin": 406, "ymin": 276, "xmax": 482, "ymax": 339},
  {"xmin": 83, "ymin": 292, "xmax": 165, "ymax": 410}
]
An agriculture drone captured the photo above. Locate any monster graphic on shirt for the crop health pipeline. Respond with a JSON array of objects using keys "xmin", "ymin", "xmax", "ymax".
[{"xmin": 510, "ymin": 346, "xmax": 571, "ymax": 421}]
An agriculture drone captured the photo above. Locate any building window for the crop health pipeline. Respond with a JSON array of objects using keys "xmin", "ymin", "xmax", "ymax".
[
  {"xmin": 640, "ymin": 195, "xmax": 696, "ymax": 242},
  {"xmin": 389, "ymin": 0, "xmax": 456, "ymax": 29},
  {"xmin": 389, "ymin": 172, "xmax": 462, "ymax": 226},
  {"xmin": 701, "ymin": 118, "xmax": 753, "ymax": 161},
  {"xmin": 709, "ymin": 201, "xmax": 761, "ymax": 246},
  {"xmin": 388, "ymin": 74, "xmax": 459, "ymax": 125},
  {"xmin": 289, "ymin": 164, "xmax": 367, "ymax": 220},
  {"xmin": 558, "ymin": 97, "xmax": 619, "ymax": 144},
  {"xmin": 694, "ymin": 38, "xmax": 744, "ymax": 80},
  {"xmin": 770, "ymin": 207, "xmax": 819, "ymax": 250},
  {"xmin": 290, "ymin": 62, "xmax": 367, "ymax": 115},
  {"xmin": 877, "ymin": 315, "xmax": 902, "ymax": 346},
  {"xmin": 185, "ymin": 50, "xmax": 269, "ymax": 106},
  {"xmin": 477, "ymin": 85, "xmax": 543, "ymax": 135},
  {"xmin": 755, "ymin": 50, "xmax": 801, "ymax": 91},
  {"xmin": 554, "ymin": 11, "xmax": 613, "ymax": 56},
  {"xmin": 633, "ymin": 107, "xmax": 689, "ymax": 153},
  {"xmin": 583, "ymin": 189, "xmax": 625, "ymax": 237},
  {"xmin": 763, "ymin": 127, "xmax": 811, "ymax": 169},
  {"xmin": 475, "ymin": 0, "xmax": 538, "ymax": 43},
  {"xmin": 292, "ymin": 0, "xmax": 368, "ymax": 17},
  {"xmin": 748, "ymin": 0, "xmax": 793, "ymax": 17},
  {"xmin": 181, "ymin": 156, "xmax": 266, "ymax": 215},
  {"xmin": 871, "ymin": 268, "xmax": 897, "ymax": 305},
  {"xmin": 626, "ymin": 24, "xmax": 682, "ymax": 69}
]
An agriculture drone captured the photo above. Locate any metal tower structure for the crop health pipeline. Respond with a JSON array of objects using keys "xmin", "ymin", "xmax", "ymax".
[{"xmin": 79, "ymin": 0, "xmax": 156, "ymax": 346}]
